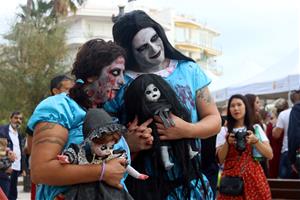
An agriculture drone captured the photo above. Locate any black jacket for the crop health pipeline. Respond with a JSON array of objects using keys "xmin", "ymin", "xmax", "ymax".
[
  {"xmin": 288, "ymin": 102, "xmax": 300, "ymax": 164},
  {"xmin": 0, "ymin": 124, "xmax": 24, "ymax": 179}
]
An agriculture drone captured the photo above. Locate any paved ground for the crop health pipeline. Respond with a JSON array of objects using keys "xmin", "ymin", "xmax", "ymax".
[{"xmin": 17, "ymin": 185, "xmax": 31, "ymax": 200}]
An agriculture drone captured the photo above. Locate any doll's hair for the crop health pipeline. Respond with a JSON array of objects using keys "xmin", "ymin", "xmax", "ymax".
[
  {"xmin": 227, "ymin": 94, "xmax": 254, "ymax": 133},
  {"xmin": 112, "ymin": 10, "xmax": 194, "ymax": 71},
  {"xmin": 124, "ymin": 74, "xmax": 190, "ymax": 123},
  {"xmin": 124, "ymin": 74, "xmax": 206, "ymax": 199},
  {"xmin": 69, "ymin": 39, "xmax": 126, "ymax": 108},
  {"xmin": 92, "ymin": 132, "xmax": 121, "ymax": 145}
]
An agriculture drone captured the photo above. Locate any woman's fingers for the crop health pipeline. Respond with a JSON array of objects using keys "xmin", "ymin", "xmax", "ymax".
[{"xmin": 136, "ymin": 118, "xmax": 153, "ymax": 132}]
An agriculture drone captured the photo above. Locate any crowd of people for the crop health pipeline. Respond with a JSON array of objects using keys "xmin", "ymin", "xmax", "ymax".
[{"xmin": 0, "ymin": 9, "xmax": 299, "ymax": 200}]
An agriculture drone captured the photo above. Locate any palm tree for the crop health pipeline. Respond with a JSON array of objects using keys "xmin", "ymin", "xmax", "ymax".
[{"xmin": 25, "ymin": 0, "xmax": 86, "ymax": 20}]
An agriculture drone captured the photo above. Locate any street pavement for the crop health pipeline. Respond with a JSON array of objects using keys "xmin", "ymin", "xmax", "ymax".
[{"xmin": 17, "ymin": 185, "xmax": 31, "ymax": 200}]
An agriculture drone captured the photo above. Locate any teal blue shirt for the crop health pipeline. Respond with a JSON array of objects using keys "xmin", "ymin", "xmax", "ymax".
[{"xmin": 28, "ymin": 93, "xmax": 130, "ymax": 200}]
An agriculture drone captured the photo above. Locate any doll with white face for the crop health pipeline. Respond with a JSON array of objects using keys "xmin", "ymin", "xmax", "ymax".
[
  {"xmin": 56, "ymin": 109, "xmax": 147, "ymax": 200},
  {"xmin": 145, "ymin": 82, "xmax": 198, "ymax": 170},
  {"xmin": 125, "ymin": 74, "xmax": 198, "ymax": 171},
  {"xmin": 57, "ymin": 109, "xmax": 148, "ymax": 180}
]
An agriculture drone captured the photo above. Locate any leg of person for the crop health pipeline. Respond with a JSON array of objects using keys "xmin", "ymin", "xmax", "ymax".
[
  {"xmin": 0, "ymin": 177, "xmax": 10, "ymax": 197},
  {"xmin": 8, "ymin": 170, "xmax": 20, "ymax": 200},
  {"xmin": 278, "ymin": 151, "xmax": 292, "ymax": 178}
]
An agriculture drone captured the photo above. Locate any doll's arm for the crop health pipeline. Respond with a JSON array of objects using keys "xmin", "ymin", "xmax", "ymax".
[
  {"xmin": 126, "ymin": 165, "xmax": 148, "ymax": 180},
  {"xmin": 113, "ymin": 148, "xmax": 149, "ymax": 179},
  {"xmin": 57, "ymin": 144, "xmax": 79, "ymax": 164},
  {"xmin": 57, "ymin": 154, "xmax": 70, "ymax": 164}
]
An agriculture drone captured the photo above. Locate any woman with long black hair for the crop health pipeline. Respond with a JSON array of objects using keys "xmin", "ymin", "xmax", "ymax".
[{"xmin": 216, "ymin": 94, "xmax": 272, "ymax": 199}]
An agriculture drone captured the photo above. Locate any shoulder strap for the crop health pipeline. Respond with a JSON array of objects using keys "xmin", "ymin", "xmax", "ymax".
[{"xmin": 239, "ymin": 152, "xmax": 250, "ymax": 175}]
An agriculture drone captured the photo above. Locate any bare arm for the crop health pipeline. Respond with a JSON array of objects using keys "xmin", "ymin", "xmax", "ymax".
[
  {"xmin": 194, "ymin": 87, "xmax": 221, "ymax": 138},
  {"xmin": 247, "ymin": 130, "xmax": 273, "ymax": 159},
  {"xmin": 31, "ymin": 122, "xmax": 126, "ymax": 188},
  {"xmin": 253, "ymin": 141, "xmax": 273, "ymax": 160},
  {"xmin": 26, "ymin": 135, "xmax": 32, "ymax": 155},
  {"xmin": 157, "ymin": 87, "xmax": 221, "ymax": 140},
  {"xmin": 216, "ymin": 133, "xmax": 235, "ymax": 164},
  {"xmin": 272, "ymin": 127, "xmax": 283, "ymax": 139}
]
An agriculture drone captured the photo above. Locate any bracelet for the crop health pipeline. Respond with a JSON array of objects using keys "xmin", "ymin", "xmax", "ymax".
[{"xmin": 99, "ymin": 162, "xmax": 106, "ymax": 181}]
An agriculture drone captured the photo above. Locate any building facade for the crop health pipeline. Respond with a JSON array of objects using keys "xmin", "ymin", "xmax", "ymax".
[{"xmin": 65, "ymin": 0, "xmax": 222, "ymax": 76}]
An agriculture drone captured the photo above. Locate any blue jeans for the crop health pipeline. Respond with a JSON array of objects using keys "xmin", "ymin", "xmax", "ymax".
[{"xmin": 279, "ymin": 151, "xmax": 293, "ymax": 178}]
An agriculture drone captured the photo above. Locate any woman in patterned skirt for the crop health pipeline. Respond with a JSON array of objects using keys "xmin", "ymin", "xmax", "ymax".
[{"xmin": 216, "ymin": 94, "xmax": 272, "ymax": 199}]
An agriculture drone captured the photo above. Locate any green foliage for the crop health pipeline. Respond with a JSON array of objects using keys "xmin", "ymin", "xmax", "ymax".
[{"xmin": 0, "ymin": 0, "xmax": 76, "ymax": 123}]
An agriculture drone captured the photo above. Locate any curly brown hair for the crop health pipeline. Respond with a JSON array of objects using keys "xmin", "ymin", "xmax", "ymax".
[{"xmin": 69, "ymin": 39, "xmax": 126, "ymax": 108}]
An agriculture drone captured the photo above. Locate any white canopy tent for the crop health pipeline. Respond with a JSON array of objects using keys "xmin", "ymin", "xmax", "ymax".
[{"xmin": 212, "ymin": 49, "xmax": 300, "ymax": 103}]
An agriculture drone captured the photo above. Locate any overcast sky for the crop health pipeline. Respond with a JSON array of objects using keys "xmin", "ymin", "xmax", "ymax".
[
  {"xmin": 144, "ymin": 0, "xmax": 299, "ymax": 90},
  {"xmin": 1, "ymin": 0, "xmax": 299, "ymax": 91}
]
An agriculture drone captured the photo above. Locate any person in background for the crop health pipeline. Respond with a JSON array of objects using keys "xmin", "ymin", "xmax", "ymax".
[
  {"xmin": 273, "ymin": 90, "xmax": 300, "ymax": 178},
  {"xmin": 216, "ymin": 94, "xmax": 272, "ymax": 200},
  {"xmin": 287, "ymin": 89, "xmax": 300, "ymax": 178},
  {"xmin": 50, "ymin": 75, "xmax": 74, "ymax": 95},
  {"xmin": 25, "ymin": 74, "xmax": 74, "ymax": 200},
  {"xmin": 265, "ymin": 98, "xmax": 287, "ymax": 178},
  {"xmin": 106, "ymin": 10, "xmax": 221, "ymax": 200},
  {"xmin": 0, "ymin": 111, "xmax": 24, "ymax": 200},
  {"xmin": 245, "ymin": 93, "xmax": 268, "ymax": 176},
  {"xmin": 27, "ymin": 39, "xmax": 129, "ymax": 200}
]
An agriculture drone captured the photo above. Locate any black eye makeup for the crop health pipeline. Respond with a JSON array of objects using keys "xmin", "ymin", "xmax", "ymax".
[
  {"xmin": 110, "ymin": 69, "xmax": 121, "ymax": 76},
  {"xmin": 137, "ymin": 44, "xmax": 149, "ymax": 53},
  {"xmin": 150, "ymin": 34, "xmax": 159, "ymax": 42}
]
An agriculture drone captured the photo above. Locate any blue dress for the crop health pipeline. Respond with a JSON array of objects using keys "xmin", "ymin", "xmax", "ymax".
[
  {"xmin": 27, "ymin": 93, "xmax": 130, "ymax": 200},
  {"xmin": 104, "ymin": 60, "xmax": 214, "ymax": 200}
]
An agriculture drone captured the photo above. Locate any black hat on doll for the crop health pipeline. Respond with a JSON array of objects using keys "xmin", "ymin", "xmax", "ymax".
[{"xmin": 83, "ymin": 108, "xmax": 126, "ymax": 140}]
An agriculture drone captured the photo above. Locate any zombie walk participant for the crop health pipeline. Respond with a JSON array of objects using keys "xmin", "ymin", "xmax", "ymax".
[
  {"xmin": 27, "ymin": 39, "xmax": 130, "ymax": 200},
  {"xmin": 104, "ymin": 10, "xmax": 221, "ymax": 200}
]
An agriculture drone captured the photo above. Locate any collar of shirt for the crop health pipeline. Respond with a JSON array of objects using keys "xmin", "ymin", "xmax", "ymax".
[
  {"xmin": 9, "ymin": 124, "xmax": 18, "ymax": 135},
  {"xmin": 126, "ymin": 59, "xmax": 178, "ymax": 79}
]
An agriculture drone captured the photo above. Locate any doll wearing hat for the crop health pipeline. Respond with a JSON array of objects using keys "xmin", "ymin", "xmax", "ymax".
[{"xmin": 57, "ymin": 108, "xmax": 148, "ymax": 200}]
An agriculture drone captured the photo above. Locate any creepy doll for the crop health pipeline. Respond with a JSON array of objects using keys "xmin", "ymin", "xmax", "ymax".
[
  {"xmin": 124, "ymin": 74, "xmax": 205, "ymax": 198},
  {"xmin": 57, "ymin": 108, "xmax": 148, "ymax": 200},
  {"xmin": 134, "ymin": 75, "xmax": 198, "ymax": 169}
]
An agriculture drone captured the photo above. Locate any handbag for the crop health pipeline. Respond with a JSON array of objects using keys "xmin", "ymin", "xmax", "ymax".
[
  {"xmin": 219, "ymin": 176, "xmax": 244, "ymax": 196},
  {"xmin": 219, "ymin": 152, "xmax": 250, "ymax": 196}
]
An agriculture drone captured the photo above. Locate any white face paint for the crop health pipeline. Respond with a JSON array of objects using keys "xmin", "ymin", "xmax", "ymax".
[
  {"xmin": 145, "ymin": 83, "xmax": 161, "ymax": 102},
  {"xmin": 132, "ymin": 27, "xmax": 165, "ymax": 72},
  {"xmin": 92, "ymin": 141, "xmax": 115, "ymax": 157}
]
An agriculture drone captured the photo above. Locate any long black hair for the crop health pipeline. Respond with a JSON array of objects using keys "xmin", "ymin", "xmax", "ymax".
[
  {"xmin": 68, "ymin": 39, "xmax": 126, "ymax": 109},
  {"xmin": 112, "ymin": 10, "xmax": 194, "ymax": 71},
  {"xmin": 124, "ymin": 74, "xmax": 205, "ymax": 199},
  {"xmin": 227, "ymin": 94, "xmax": 254, "ymax": 133}
]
